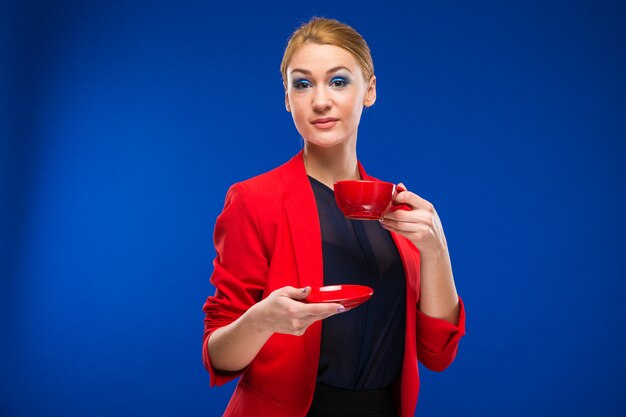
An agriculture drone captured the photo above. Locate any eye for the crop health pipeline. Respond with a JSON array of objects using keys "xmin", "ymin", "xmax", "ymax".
[
  {"xmin": 330, "ymin": 77, "xmax": 349, "ymax": 88},
  {"xmin": 292, "ymin": 79, "xmax": 313, "ymax": 90}
]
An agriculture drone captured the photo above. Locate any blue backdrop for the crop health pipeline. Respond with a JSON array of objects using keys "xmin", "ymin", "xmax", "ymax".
[{"xmin": 2, "ymin": 0, "xmax": 625, "ymax": 416}]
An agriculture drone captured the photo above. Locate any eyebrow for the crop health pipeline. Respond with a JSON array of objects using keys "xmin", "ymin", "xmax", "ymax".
[{"xmin": 289, "ymin": 66, "xmax": 353, "ymax": 76}]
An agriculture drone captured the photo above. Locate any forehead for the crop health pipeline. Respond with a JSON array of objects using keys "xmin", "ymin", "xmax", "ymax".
[{"xmin": 288, "ymin": 42, "xmax": 362, "ymax": 76}]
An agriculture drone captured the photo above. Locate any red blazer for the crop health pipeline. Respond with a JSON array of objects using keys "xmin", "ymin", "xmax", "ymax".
[{"xmin": 203, "ymin": 151, "xmax": 466, "ymax": 417}]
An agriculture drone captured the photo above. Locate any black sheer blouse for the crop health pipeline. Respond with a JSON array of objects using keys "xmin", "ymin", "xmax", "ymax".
[{"xmin": 309, "ymin": 176, "xmax": 407, "ymax": 390}]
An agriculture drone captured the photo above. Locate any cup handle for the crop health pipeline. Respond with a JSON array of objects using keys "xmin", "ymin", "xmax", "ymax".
[{"xmin": 389, "ymin": 184, "xmax": 412, "ymax": 212}]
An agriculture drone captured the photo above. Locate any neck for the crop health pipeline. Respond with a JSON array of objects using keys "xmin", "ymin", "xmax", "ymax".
[{"xmin": 303, "ymin": 142, "xmax": 360, "ymax": 190}]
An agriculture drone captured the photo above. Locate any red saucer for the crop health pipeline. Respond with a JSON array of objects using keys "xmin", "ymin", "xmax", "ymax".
[{"xmin": 305, "ymin": 285, "xmax": 374, "ymax": 309}]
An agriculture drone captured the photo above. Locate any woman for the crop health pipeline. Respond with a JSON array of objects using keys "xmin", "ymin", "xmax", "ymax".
[{"xmin": 202, "ymin": 17, "xmax": 466, "ymax": 417}]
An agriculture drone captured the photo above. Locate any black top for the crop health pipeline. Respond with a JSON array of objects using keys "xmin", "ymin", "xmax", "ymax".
[{"xmin": 309, "ymin": 176, "xmax": 406, "ymax": 390}]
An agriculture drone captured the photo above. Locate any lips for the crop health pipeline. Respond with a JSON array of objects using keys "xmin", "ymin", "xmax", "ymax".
[{"xmin": 311, "ymin": 117, "xmax": 339, "ymax": 129}]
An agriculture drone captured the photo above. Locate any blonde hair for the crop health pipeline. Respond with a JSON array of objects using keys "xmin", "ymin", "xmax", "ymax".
[{"xmin": 280, "ymin": 17, "xmax": 374, "ymax": 84}]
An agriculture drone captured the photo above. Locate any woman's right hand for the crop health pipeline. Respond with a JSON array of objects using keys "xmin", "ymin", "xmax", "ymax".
[
  {"xmin": 250, "ymin": 286, "xmax": 346, "ymax": 336},
  {"xmin": 207, "ymin": 286, "xmax": 345, "ymax": 373}
]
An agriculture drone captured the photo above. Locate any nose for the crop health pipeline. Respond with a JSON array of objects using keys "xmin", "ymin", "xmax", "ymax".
[{"xmin": 312, "ymin": 86, "xmax": 331, "ymax": 113}]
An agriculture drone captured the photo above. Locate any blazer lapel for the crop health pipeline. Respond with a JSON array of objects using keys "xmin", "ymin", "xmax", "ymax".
[
  {"xmin": 281, "ymin": 151, "xmax": 325, "ymax": 390},
  {"xmin": 283, "ymin": 151, "xmax": 324, "ymax": 290}
]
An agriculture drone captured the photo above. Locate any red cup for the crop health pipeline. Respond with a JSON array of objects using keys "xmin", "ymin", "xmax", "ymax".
[{"xmin": 334, "ymin": 180, "xmax": 411, "ymax": 220}]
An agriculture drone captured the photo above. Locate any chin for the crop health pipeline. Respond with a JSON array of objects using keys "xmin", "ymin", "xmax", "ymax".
[
  {"xmin": 302, "ymin": 132, "xmax": 353, "ymax": 149},
  {"xmin": 304, "ymin": 139, "xmax": 347, "ymax": 149}
]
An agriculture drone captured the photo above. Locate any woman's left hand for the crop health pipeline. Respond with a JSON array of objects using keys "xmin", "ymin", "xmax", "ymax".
[{"xmin": 380, "ymin": 183, "xmax": 448, "ymax": 257}]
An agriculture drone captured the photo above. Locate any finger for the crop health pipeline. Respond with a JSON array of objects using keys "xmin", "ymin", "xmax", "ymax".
[
  {"xmin": 380, "ymin": 219, "xmax": 412, "ymax": 234},
  {"xmin": 382, "ymin": 218, "xmax": 431, "ymax": 233},
  {"xmin": 380, "ymin": 221, "xmax": 397, "ymax": 233},
  {"xmin": 383, "ymin": 208, "xmax": 435, "ymax": 224},
  {"xmin": 392, "ymin": 182, "xmax": 409, "ymax": 206},
  {"xmin": 390, "ymin": 183, "xmax": 414, "ymax": 213},
  {"xmin": 383, "ymin": 208, "xmax": 415, "ymax": 222},
  {"xmin": 300, "ymin": 305, "xmax": 347, "ymax": 326},
  {"xmin": 300, "ymin": 305, "xmax": 350, "ymax": 330},
  {"xmin": 282, "ymin": 286, "xmax": 311, "ymax": 300},
  {"xmin": 317, "ymin": 307, "xmax": 348, "ymax": 320},
  {"xmin": 389, "ymin": 203, "xmax": 412, "ymax": 214},
  {"xmin": 281, "ymin": 299, "xmax": 345, "ymax": 319},
  {"xmin": 381, "ymin": 219, "xmax": 432, "ymax": 238},
  {"xmin": 393, "ymin": 189, "xmax": 435, "ymax": 212},
  {"xmin": 301, "ymin": 302, "xmax": 346, "ymax": 316}
]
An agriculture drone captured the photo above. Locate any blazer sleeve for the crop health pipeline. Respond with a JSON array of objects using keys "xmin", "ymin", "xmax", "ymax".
[
  {"xmin": 202, "ymin": 182, "xmax": 269, "ymax": 386},
  {"xmin": 416, "ymin": 297, "xmax": 466, "ymax": 372}
]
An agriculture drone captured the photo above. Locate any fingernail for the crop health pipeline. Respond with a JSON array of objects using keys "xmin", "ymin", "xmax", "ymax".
[
  {"xmin": 337, "ymin": 306, "xmax": 346, "ymax": 313},
  {"xmin": 301, "ymin": 287, "xmax": 308, "ymax": 293}
]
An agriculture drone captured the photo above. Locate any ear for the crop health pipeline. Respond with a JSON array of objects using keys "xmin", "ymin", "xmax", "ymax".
[
  {"xmin": 363, "ymin": 75, "xmax": 377, "ymax": 108},
  {"xmin": 284, "ymin": 84, "xmax": 291, "ymax": 112}
]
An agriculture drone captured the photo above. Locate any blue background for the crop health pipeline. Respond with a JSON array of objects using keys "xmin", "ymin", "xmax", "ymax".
[{"xmin": 2, "ymin": 0, "xmax": 625, "ymax": 416}]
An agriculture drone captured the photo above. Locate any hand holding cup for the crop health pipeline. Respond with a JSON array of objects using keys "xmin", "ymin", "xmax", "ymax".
[{"xmin": 379, "ymin": 182, "xmax": 448, "ymax": 257}]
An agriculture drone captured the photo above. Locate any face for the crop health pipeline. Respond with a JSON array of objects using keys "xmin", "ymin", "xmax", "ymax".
[{"xmin": 285, "ymin": 42, "xmax": 376, "ymax": 150}]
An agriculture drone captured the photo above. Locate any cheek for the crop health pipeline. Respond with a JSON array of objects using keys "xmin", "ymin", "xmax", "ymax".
[
  {"xmin": 288, "ymin": 101, "xmax": 310, "ymax": 132},
  {"xmin": 342, "ymin": 95, "xmax": 365, "ymax": 122},
  {"xmin": 288, "ymin": 96, "xmax": 306, "ymax": 116},
  {"xmin": 291, "ymin": 107, "xmax": 307, "ymax": 126}
]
